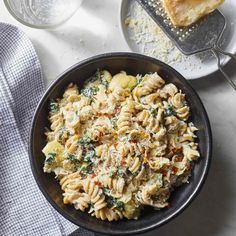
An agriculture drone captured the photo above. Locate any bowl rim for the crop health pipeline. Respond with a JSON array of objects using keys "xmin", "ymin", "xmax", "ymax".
[{"xmin": 29, "ymin": 52, "xmax": 212, "ymax": 235}]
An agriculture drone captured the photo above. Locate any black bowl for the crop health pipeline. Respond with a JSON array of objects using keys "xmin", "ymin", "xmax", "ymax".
[{"xmin": 30, "ymin": 53, "xmax": 212, "ymax": 235}]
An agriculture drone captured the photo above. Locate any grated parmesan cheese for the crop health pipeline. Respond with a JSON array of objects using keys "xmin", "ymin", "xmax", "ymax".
[{"xmin": 125, "ymin": 2, "xmax": 205, "ymax": 68}]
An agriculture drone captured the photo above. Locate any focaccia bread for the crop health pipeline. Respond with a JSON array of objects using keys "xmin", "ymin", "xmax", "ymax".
[{"xmin": 162, "ymin": 0, "xmax": 225, "ymax": 27}]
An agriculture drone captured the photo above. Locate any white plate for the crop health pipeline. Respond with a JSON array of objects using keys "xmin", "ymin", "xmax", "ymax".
[{"xmin": 120, "ymin": 0, "xmax": 236, "ymax": 80}]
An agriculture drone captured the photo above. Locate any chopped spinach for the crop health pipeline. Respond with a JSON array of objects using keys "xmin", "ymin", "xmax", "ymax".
[
  {"xmin": 110, "ymin": 118, "xmax": 118, "ymax": 129},
  {"xmin": 78, "ymin": 135, "xmax": 97, "ymax": 163},
  {"xmin": 78, "ymin": 135, "xmax": 91, "ymax": 145},
  {"xmin": 106, "ymin": 196, "xmax": 124, "ymax": 211},
  {"xmin": 101, "ymin": 79, "xmax": 109, "ymax": 89},
  {"xmin": 103, "ymin": 187, "xmax": 111, "ymax": 195},
  {"xmin": 115, "ymin": 201, "xmax": 125, "ymax": 211},
  {"xmin": 45, "ymin": 153, "xmax": 56, "ymax": 164},
  {"xmin": 117, "ymin": 167, "xmax": 126, "ymax": 178},
  {"xmin": 106, "ymin": 196, "xmax": 113, "ymax": 207},
  {"xmin": 79, "ymin": 162, "xmax": 93, "ymax": 174},
  {"xmin": 66, "ymin": 153, "xmax": 80, "ymax": 167},
  {"xmin": 165, "ymin": 105, "xmax": 176, "ymax": 116},
  {"xmin": 66, "ymin": 153, "xmax": 74, "ymax": 161},
  {"xmin": 49, "ymin": 100, "xmax": 59, "ymax": 113},
  {"xmin": 81, "ymin": 87, "xmax": 99, "ymax": 99},
  {"xmin": 150, "ymin": 108, "xmax": 157, "ymax": 117},
  {"xmin": 84, "ymin": 149, "xmax": 96, "ymax": 162},
  {"xmin": 58, "ymin": 127, "xmax": 69, "ymax": 140},
  {"xmin": 107, "ymin": 196, "xmax": 115, "ymax": 208},
  {"xmin": 109, "ymin": 171, "xmax": 115, "ymax": 178}
]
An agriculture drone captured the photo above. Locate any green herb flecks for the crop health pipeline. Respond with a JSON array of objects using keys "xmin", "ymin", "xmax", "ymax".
[
  {"xmin": 66, "ymin": 153, "xmax": 80, "ymax": 167},
  {"xmin": 106, "ymin": 196, "xmax": 124, "ymax": 211},
  {"xmin": 66, "ymin": 153, "xmax": 74, "ymax": 161},
  {"xmin": 110, "ymin": 118, "xmax": 118, "ymax": 129},
  {"xmin": 78, "ymin": 134, "xmax": 97, "ymax": 163},
  {"xmin": 103, "ymin": 187, "xmax": 111, "ymax": 195},
  {"xmin": 45, "ymin": 153, "xmax": 56, "ymax": 165},
  {"xmin": 58, "ymin": 126, "xmax": 65, "ymax": 136},
  {"xmin": 79, "ymin": 162, "xmax": 93, "ymax": 174},
  {"xmin": 101, "ymin": 79, "xmax": 109, "ymax": 89},
  {"xmin": 78, "ymin": 135, "xmax": 91, "ymax": 145},
  {"xmin": 165, "ymin": 105, "xmax": 176, "ymax": 117},
  {"xmin": 49, "ymin": 100, "xmax": 59, "ymax": 113},
  {"xmin": 109, "ymin": 171, "xmax": 115, "ymax": 178},
  {"xmin": 150, "ymin": 108, "xmax": 157, "ymax": 117},
  {"xmin": 81, "ymin": 86, "xmax": 99, "ymax": 99},
  {"xmin": 117, "ymin": 167, "xmax": 126, "ymax": 178},
  {"xmin": 115, "ymin": 201, "xmax": 124, "ymax": 211},
  {"xmin": 84, "ymin": 149, "xmax": 96, "ymax": 162},
  {"xmin": 58, "ymin": 127, "xmax": 69, "ymax": 141}
]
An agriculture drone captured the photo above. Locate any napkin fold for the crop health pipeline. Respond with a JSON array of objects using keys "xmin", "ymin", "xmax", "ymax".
[{"xmin": 0, "ymin": 22, "xmax": 87, "ymax": 236}]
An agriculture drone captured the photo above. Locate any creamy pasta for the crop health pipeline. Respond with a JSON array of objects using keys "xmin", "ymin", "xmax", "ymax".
[{"xmin": 42, "ymin": 70, "xmax": 200, "ymax": 221}]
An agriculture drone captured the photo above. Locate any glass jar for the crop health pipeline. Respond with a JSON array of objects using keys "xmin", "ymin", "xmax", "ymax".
[{"xmin": 4, "ymin": 0, "xmax": 83, "ymax": 29}]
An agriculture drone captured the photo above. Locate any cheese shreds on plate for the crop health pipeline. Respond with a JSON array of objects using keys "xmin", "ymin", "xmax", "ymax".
[{"xmin": 124, "ymin": 1, "xmax": 206, "ymax": 67}]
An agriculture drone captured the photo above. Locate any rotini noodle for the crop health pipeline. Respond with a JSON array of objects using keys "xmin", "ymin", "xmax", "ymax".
[{"xmin": 42, "ymin": 70, "xmax": 200, "ymax": 221}]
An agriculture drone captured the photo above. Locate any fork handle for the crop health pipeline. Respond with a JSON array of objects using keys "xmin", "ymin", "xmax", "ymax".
[{"xmin": 211, "ymin": 46, "xmax": 236, "ymax": 90}]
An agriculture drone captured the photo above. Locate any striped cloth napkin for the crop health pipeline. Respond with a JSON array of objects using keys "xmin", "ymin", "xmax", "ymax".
[{"xmin": 0, "ymin": 22, "xmax": 93, "ymax": 236}]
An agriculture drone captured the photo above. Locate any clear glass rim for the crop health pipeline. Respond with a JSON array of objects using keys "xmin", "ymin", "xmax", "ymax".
[{"xmin": 3, "ymin": 0, "xmax": 81, "ymax": 29}]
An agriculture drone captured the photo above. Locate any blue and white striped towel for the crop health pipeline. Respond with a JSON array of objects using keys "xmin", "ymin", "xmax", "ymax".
[{"xmin": 0, "ymin": 22, "xmax": 92, "ymax": 236}]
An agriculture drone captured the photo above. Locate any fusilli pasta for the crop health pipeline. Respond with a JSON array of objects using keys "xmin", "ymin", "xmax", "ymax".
[{"xmin": 42, "ymin": 70, "xmax": 200, "ymax": 221}]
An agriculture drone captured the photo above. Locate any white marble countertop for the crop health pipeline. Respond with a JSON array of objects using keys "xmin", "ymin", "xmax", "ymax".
[{"xmin": 1, "ymin": 0, "xmax": 236, "ymax": 236}]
